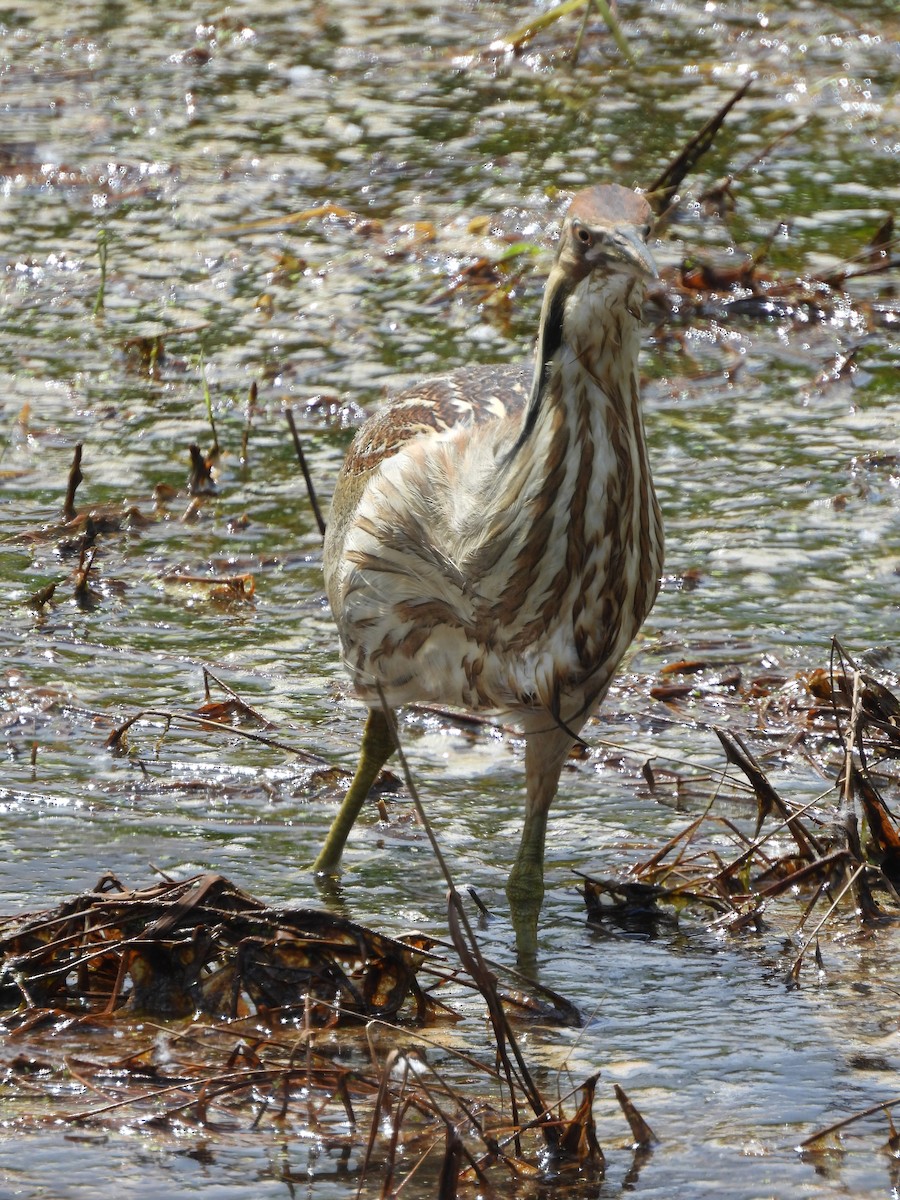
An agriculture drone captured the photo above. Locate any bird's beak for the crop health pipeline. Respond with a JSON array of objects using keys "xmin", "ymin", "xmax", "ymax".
[{"xmin": 592, "ymin": 225, "xmax": 659, "ymax": 282}]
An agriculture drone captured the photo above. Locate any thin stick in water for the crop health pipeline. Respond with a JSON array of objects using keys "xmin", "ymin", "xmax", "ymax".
[{"xmin": 286, "ymin": 407, "xmax": 326, "ymax": 539}]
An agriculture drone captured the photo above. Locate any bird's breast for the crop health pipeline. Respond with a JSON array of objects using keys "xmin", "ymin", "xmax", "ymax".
[{"xmin": 331, "ymin": 363, "xmax": 661, "ymax": 723}]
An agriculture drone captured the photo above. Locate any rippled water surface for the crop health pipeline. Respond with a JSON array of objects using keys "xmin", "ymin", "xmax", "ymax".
[{"xmin": 1, "ymin": 0, "xmax": 899, "ymax": 1196}]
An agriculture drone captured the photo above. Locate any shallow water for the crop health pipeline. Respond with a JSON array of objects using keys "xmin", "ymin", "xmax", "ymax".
[{"xmin": 1, "ymin": 0, "xmax": 899, "ymax": 1196}]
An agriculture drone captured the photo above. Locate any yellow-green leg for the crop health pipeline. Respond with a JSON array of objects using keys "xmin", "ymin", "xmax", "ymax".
[
  {"xmin": 313, "ymin": 707, "xmax": 395, "ymax": 875},
  {"xmin": 506, "ymin": 721, "xmax": 577, "ymax": 962}
]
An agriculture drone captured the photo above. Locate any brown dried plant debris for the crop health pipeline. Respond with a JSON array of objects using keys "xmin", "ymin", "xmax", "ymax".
[
  {"xmin": 14, "ymin": 441, "xmax": 227, "ymax": 552},
  {"xmin": 13, "ymin": 442, "xmax": 268, "ymax": 614},
  {"xmin": 105, "ymin": 683, "xmax": 335, "ymax": 771},
  {"xmin": 0, "ymin": 873, "xmax": 634, "ymax": 1195},
  {"xmin": 0, "ymin": 871, "xmax": 581, "ymax": 1031},
  {"xmin": 585, "ymin": 645, "xmax": 900, "ymax": 977},
  {"xmin": 0, "ymin": 872, "xmax": 434, "ymax": 1023},
  {"xmin": 207, "ymin": 90, "xmax": 897, "ymax": 350}
]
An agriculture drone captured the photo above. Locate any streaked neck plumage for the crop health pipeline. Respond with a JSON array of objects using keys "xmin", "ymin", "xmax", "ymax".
[{"xmin": 492, "ymin": 256, "xmax": 662, "ymax": 721}]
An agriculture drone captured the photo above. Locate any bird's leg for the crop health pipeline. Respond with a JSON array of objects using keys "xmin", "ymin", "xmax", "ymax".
[
  {"xmin": 313, "ymin": 706, "xmax": 395, "ymax": 875},
  {"xmin": 506, "ymin": 720, "xmax": 577, "ymax": 961}
]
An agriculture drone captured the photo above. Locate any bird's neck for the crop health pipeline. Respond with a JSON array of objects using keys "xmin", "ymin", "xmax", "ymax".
[
  {"xmin": 516, "ymin": 270, "xmax": 642, "ymax": 447},
  {"xmin": 519, "ymin": 272, "xmax": 647, "ymax": 470},
  {"xmin": 496, "ymin": 270, "xmax": 661, "ymax": 703}
]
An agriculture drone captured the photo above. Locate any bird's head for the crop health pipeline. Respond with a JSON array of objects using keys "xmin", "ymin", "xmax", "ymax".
[
  {"xmin": 526, "ymin": 185, "xmax": 658, "ymax": 414},
  {"xmin": 556, "ymin": 184, "xmax": 658, "ymax": 288}
]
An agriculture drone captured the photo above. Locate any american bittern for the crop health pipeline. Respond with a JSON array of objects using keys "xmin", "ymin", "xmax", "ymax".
[{"xmin": 316, "ymin": 184, "xmax": 663, "ymax": 955}]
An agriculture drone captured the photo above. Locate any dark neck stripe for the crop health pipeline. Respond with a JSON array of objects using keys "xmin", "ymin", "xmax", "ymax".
[{"xmin": 506, "ymin": 271, "xmax": 574, "ymax": 460}]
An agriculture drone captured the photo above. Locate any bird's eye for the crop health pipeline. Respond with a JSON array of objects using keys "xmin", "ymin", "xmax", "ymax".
[
  {"xmin": 574, "ymin": 224, "xmax": 593, "ymax": 247},
  {"xmin": 641, "ymin": 223, "xmax": 652, "ymax": 240}
]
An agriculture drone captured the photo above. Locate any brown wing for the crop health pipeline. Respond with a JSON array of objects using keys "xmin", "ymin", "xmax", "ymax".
[{"xmin": 341, "ymin": 363, "xmax": 531, "ymax": 477}]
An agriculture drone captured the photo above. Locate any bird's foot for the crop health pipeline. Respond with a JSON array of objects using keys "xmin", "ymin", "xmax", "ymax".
[{"xmin": 313, "ymin": 867, "xmax": 351, "ymax": 914}]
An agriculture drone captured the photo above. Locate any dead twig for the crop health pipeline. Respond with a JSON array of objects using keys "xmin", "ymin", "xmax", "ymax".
[
  {"xmin": 800, "ymin": 1096, "xmax": 900, "ymax": 1148},
  {"xmin": 286, "ymin": 407, "xmax": 326, "ymax": 539},
  {"xmin": 105, "ymin": 706, "xmax": 329, "ymax": 764},
  {"xmin": 648, "ymin": 76, "xmax": 755, "ymax": 216},
  {"xmin": 715, "ymin": 726, "xmax": 823, "ymax": 860},
  {"xmin": 63, "ymin": 443, "xmax": 83, "ymax": 521}
]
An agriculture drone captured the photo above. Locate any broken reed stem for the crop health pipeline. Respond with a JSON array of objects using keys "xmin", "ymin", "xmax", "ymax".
[
  {"xmin": 241, "ymin": 380, "xmax": 257, "ymax": 465},
  {"xmin": 197, "ymin": 348, "xmax": 220, "ymax": 455},
  {"xmin": 374, "ymin": 684, "xmax": 557, "ymax": 1149},
  {"xmin": 715, "ymin": 725, "xmax": 823, "ymax": 860},
  {"xmin": 370, "ymin": 1052, "xmax": 408, "ymax": 1200},
  {"xmin": 788, "ymin": 860, "xmax": 869, "ymax": 983},
  {"xmin": 106, "ymin": 706, "xmax": 326, "ymax": 763},
  {"xmin": 200, "ymin": 666, "xmax": 272, "ymax": 725},
  {"xmin": 285, "ymin": 407, "xmax": 326, "ymax": 539},
  {"xmin": 570, "ymin": 0, "xmax": 593, "ymax": 65},
  {"xmin": 391, "ymin": 1138, "xmax": 445, "ymax": 1197},
  {"xmin": 800, "ymin": 1095, "xmax": 900, "ymax": 1148},
  {"xmin": 375, "ymin": 688, "xmax": 458, "ymax": 897},
  {"xmin": 588, "ymin": 0, "xmax": 633, "ymax": 62},
  {"xmin": 614, "ymin": 1084, "xmax": 658, "ymax": 1148},
  {"xmin": 63, "ymin": 443, "xmax": 84, "ymax": 521},
  {"xmin": 437, "ymin": 1130, "xmax": 466, "ymax": 1199},
  {"xmin": 828, "ymin": 637, "xmax": 863, "ymax": 758},
  {"xmin": 648, "ymin": 75, "xmax": 754, "ymax": 216},
  {"xmin": 838, "ymin": 665, "xmax": 863, "ymax": 814},
  {"xmin": 827, "ymin": 642, "xmax": 887, "ymax": 915}
]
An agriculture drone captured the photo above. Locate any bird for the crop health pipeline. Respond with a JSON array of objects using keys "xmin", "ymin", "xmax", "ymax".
[{"xmin": 314, "ymin": 183, "xmax": 664, "ymax": 957}]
